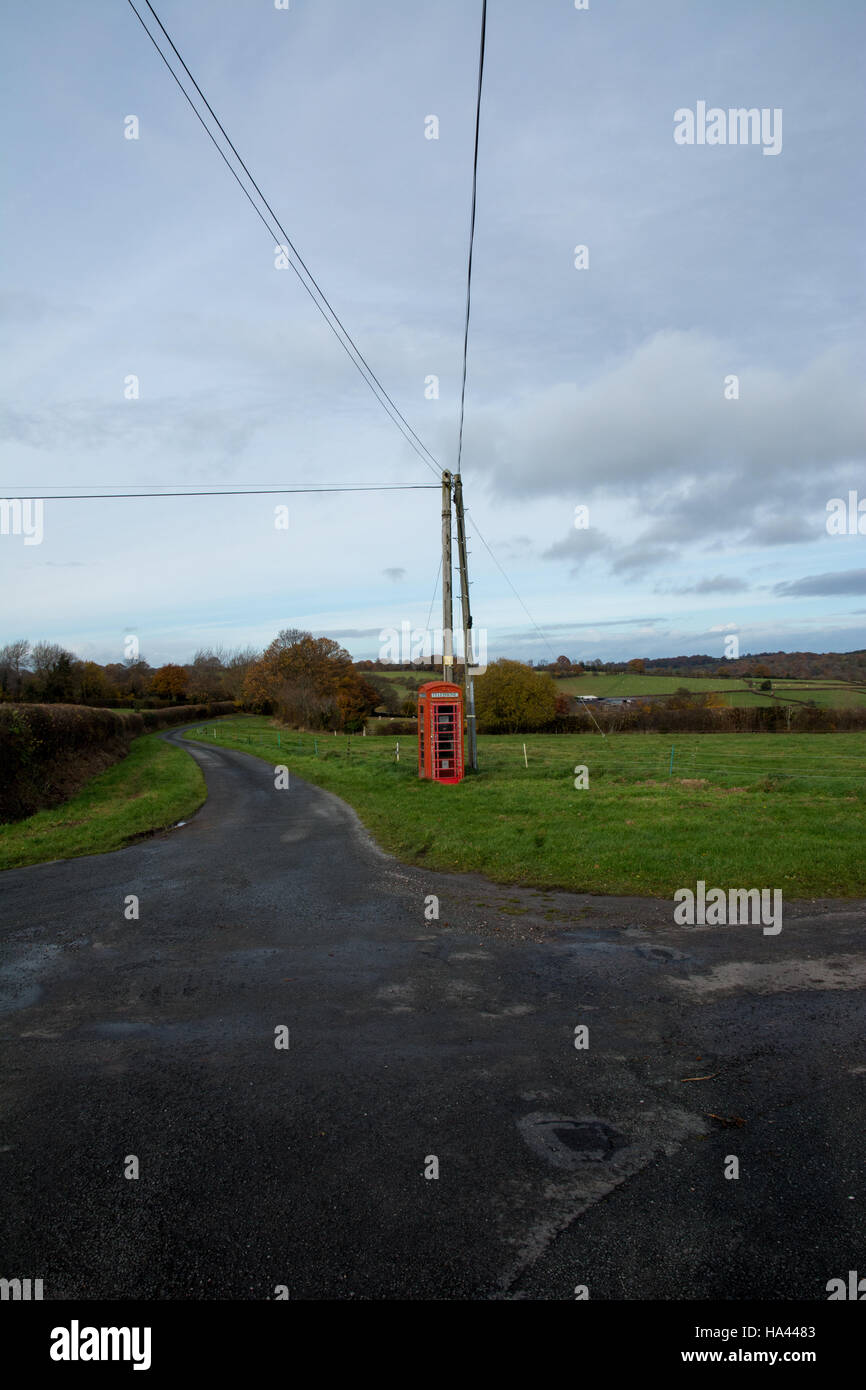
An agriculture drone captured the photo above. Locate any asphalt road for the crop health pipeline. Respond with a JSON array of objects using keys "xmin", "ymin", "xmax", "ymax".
[{"xmin": 1, "ymin": 728, "xmax": 864, "ymax": 1300}]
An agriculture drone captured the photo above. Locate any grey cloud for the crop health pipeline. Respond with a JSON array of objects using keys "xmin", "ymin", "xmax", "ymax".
[
  {"xmin": 467, "ymin": 335, "xmax": 865, "ymax": 549},
  {"xmin": 610, "ymin": 544, "xmax": 678, "ymax": 576},
  {"xmin": 667, "ymin": 575, "xmax": 749, "ymax": 595},
  {"xmin": 382, "ymin": 567, "xmax": 406, "ymax": 582},
  {"xmin": 0, "ymin": 397, "xmax": 269, "ymax": 462},
  {"xmin": 542, "ymin": 529, "xmax": 610, "ymax": 572},
  {"xmin": 546, "ymin": 521, "xmax": 706, "ymax": 581},
  {"xmin": 740, "ymin": 516, "xmax": 817, "ymax": 547},
  {"xmin": 501, "ymin": 616, "xmax": 665, "ymax": 637},
  {"xmin": 774, "ymin": 570, "xmax": 866, "ymax": 597}
]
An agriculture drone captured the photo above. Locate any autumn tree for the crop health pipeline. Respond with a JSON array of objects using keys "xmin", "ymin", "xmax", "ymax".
[
  {"xmin": 666, "ymin": 686, "xmax": 724, "ymax": 711},
  {"xmin": 73, "ymin": 660, "xmax": 111, "ymax": 704},
  {"xmin": 336, "ymin": 671, "xmax": 381, "ymax": 731},
  {"xmin": 665, "ymin": 686, "xmax": 700, "ymax": 710},
  {"xmin": 150, "ymin": 664, "xmax": 189, "ymax": 702},
  {"xmin": 244, "ymin": 629, "xmax": 355, "ymax": 728},
  {"xmin": 474, "ymin": 658, "xmax": 558, "ymax": 733}
]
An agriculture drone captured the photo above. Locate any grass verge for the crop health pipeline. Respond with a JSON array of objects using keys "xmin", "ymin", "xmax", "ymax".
[{"xmin": 0, "ymin": 733, "xmax": 206, "ymax": 871}]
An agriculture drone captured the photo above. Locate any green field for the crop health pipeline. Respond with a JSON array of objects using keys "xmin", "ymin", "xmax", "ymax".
[
  {"xmin": 369, "ymin": 668, "xmax": 439, "ymax": 700},
  {"xmin": 0, "ymin": 734, "xmax": 206, "ymax": 872},
  {"xmin": 559, "ymin": 673, "xmax": 866, "ymax": 709},
  {"xmin": 184, "ymin": 718, "xmax": 866, "ymax": 899},
  {"xmin": 369, "ymin": 669, "xmax": 866, "ymax": 710}
]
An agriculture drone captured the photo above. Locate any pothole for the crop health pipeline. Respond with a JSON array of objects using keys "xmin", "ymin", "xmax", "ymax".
[
  {"xmin": 634, "ymin": 944, "xmax": 691, "ymax": 963},
  {"xmin": 518, "ymin": 1113, "xmax": 630, "ymax": 1170}
]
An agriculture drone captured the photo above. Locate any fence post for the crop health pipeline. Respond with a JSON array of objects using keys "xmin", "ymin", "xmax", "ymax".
[
  {"xmin": 314, "ymin": 738, "xmax": 318, "ymax": 757},
  {"xmin": 523, "ymin": 743, "xmax": 528, "ymax": 768},
  {"xmin": 669, "ymin": 745, "xmax": 675, "ymax": 777}
]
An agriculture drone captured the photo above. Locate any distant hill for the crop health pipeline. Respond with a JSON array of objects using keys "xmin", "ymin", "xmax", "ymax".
[{"xmin": 547, "ymin": 651, "xmax": 866, "ymax": 683}]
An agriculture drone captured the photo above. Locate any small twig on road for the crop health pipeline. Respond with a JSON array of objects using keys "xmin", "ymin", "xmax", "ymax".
[{"xmin": 678, "ymin": 1071, "xmax": 722, "ymax": 1081}]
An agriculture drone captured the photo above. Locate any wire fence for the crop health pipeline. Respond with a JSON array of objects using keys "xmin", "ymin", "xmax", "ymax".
[{"xmin": 187, "ymin": 721, "xmax": 866, "ymax": 795}]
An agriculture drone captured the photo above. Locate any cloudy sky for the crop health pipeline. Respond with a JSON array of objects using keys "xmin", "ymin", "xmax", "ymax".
[{"xmin": 2, "ymin": 0, "xmax": 864, "ymax": 667}]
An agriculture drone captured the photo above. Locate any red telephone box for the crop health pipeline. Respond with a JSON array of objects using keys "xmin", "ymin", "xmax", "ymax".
[{"xmin": 417, "ymin": 681, "xmax": 464, "ymax": 784}]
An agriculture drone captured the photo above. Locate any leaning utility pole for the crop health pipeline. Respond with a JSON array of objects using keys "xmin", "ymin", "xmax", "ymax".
[
  {"xmin": 441, "ymin": 470, "xmax": 454, "ymax": 679},
  {"xmin": 453, "ymin": 473, "xmax": 477, "ymax": 770}
]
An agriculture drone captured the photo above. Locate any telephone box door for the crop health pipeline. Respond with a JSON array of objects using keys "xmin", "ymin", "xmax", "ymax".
[
  {"xmin": 417, "ymin": 682, "xmax": 464, "ymax": 783},
  {"xmin": 431, "ymin": 701, "xmax": 462, "ymax": 782}
]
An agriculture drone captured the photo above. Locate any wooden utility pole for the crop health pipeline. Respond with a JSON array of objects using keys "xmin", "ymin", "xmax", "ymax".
[
  {"xmin": 453, "ymin": 473, "xmax": 478, "ymax": 770},
  {"xmin": 441, "ymin": 470, "xmax": 454, "ymax": 678}
]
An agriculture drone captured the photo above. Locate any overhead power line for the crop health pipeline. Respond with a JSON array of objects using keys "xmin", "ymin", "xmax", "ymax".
[
  {"xmin": 3, "ymin": 485, "xmax": 438, "ymax": 501},
  {"xmin": 455, "ymin": 0, "xmax": 487, "ymax": 478},
  {"xmin": 466, "ymin": 508, "xmax": 607, "ymax": 735},
  {"xmin": 425, "ymin": 554, "xmax": 444, "ymax": 634},
  {"xmin": 1, "ymin": 482, "xmax": 434, "ymax": 490},
  {"xmin": 125, "ymin": 0, "xmax": 441, "ymax": 479},
  {"xmin": 466, "ymin": 509, "xmax": 559, "ymax": 663}
]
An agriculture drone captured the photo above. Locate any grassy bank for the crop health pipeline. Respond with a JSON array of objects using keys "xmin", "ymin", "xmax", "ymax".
[
  {"xmin": 185, "ymin": 719, "xmax": 866, "ymax": 898},
  {"xmin": 0, "ymin": 733, "xmax": 206, "ymax": 871}
]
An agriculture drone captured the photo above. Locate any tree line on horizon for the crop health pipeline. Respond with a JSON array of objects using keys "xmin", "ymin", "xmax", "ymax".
[
  {"xmin": 2, "ymin": 635, "xmax": 864, "ymax": 729},
  {"xmin": 540, "ymin": 651, "xmax": 866, "ymax": 682},
  {"xmin": 0, "ymin": 632, "xmax": 410, "ymax": 732},
  {"xmin": 361, "ymin": 650, "xmax": 866, "ymax": 682}
]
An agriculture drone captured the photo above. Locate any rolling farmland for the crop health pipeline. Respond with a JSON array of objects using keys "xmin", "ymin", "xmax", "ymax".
[{"xmin": 184, "ymin": 719, "xmax": 866, "ymax": 898}]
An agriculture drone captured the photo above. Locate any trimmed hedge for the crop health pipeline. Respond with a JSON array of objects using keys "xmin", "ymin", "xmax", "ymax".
[
  {"xmin": 369, "ymin": 718, "xmax": 418, "ymax": 736},
  {"xmin": 0, "ymin": 702, "xmax": 235, "ymax": 822},
  {"xmin": 532, "ymin": 703, "xmax": 866, "ymax": 736}
]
